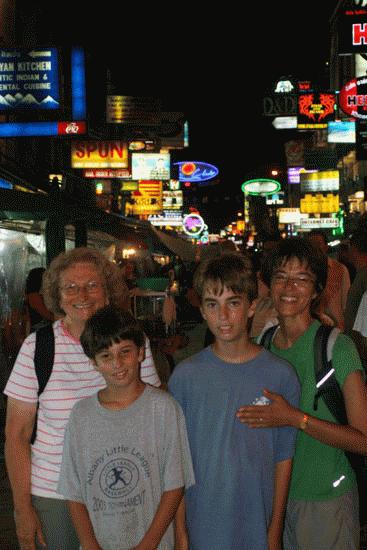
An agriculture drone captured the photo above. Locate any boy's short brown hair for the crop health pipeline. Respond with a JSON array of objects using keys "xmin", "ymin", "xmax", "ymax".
[
  {"xmin": 193, "ymin": 253, "xmax": 257, "ymax": 303},
  {"xmin": 81, "ymin": 306, "xmax": 145, "ymax": 360}
]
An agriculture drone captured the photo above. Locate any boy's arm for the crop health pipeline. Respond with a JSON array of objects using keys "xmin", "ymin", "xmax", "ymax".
[
  {"xmin": 174, "ymin": 495, "xmax": 189, "ymax": 550},
  {"xmin": 132, "ymin": 487, "xmax": 184, "ymax": 550},
  {"xmin": 67, "ymin": 501, "xmax": 102, "ymax": 550},
  {"xmin": 267, "ymin": 458, "xmax": 292, "ymax": 550}
]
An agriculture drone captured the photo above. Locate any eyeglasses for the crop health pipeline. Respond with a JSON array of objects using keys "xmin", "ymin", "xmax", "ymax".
[
  {"xmin": 60, "ymin": 281, "xmax": 104, "ymax": 296},
  {"xmin": 271, "ymin": 273, "xmax": 315, "ymax": 288}
]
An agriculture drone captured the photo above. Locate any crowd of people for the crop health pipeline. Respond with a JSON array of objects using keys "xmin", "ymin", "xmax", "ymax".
[{"xmin": 3, "ymin": 232, "xmax": 367, "ymax": 549}]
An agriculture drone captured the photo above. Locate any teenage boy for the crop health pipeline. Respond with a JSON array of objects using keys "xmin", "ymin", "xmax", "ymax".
[
  {"xmin": 58, "ymin": 306, "xmax": 194, "ymax": 550},
  {"xmin": 168, "ymin": 253, "xmax": 300, "ymax": 550}
]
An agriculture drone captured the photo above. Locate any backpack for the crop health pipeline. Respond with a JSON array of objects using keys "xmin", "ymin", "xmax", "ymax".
[
  {"xmin": 31, "ymin": 322, "xmax": 55, "ymax": 444},
  {"xmin": 259, "ymin": 323, "xmax": 366, "ymax": 479}
]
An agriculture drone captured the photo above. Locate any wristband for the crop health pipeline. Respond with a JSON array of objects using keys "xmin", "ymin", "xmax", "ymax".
[{"xmin": 299, "ymin": 413, "xmax": 309, "ymax": 431}]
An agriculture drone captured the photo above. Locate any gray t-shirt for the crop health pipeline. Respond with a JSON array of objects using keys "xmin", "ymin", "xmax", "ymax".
[{"xmin": 58, "ymin": 385, "xmax": 194, "ymax": 550}]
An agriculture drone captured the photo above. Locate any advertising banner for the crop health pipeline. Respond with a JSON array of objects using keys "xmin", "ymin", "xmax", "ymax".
[
  {"xmin": 300, "ymin": 170, "xmax": 340, "ymax": 193},
  {"xmin": 71, "ymin": 141, "xmax": 128, "ymax": 168},
  {"xmin": 0, "ymin": 48, "xmax": 59, "ymax": 110}
]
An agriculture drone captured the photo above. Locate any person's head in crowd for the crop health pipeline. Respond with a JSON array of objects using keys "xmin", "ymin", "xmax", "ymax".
[
  {"xmin": 261, "ymin": 237, "xmax": 328, "ymax": 316},
  {"xmin": 307, "ymin": 230, "xmax": 329, "ymax": 256},
  {"xmin": 349, "ymin": 231, "xmax": 367, "ymax": 269},
  {"xmin": 42, "ymin": 247, "xmax": 129, "ymax": 320},
  {"xmin": 193, "ymin": 252, "xmax": 257, "ymax": 305},
  {"xmin": 25, "ymin": 267, "xmax": 46, "ymax": 294},
  {"xmin": 81, "ymin": 306, "xmax": 145, "ymax": 375}
]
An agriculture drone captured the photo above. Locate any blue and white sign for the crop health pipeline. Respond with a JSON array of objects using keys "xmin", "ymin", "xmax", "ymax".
[
  {"xmin": 0, "ymin": 48, "xmax": 59, "ymax": 110},
  {"xmin": 174, "ymin": 161, "xmax": 219, "ymax": 183}
]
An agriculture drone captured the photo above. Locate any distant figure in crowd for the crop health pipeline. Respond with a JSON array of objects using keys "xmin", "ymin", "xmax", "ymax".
[
  {"xmin": 237, "ymin": 237, "xmax": 367, "ymax": 550},
  {"xmin": 169, "ymin": 253, "xmax": 300, "ymax": 550},
  {"xmin": 4, "ymin": 247, "xmax": 161, "ymax": 550},
  {"xmin": 307, "ymin": 229, "xmax": 350, "ymax": 330},
  {"xmin": 250, "ymin": 237, "xmax": 280, "ymax": 338},
  {"xmin": 58, "ymin": 306, "xmax": 194, "ymax": 549},
  {"xmin": 345, "ymin": 231, "xmax": 367, "ymax": 335},
  {"xmin": 25, "ymin": 267, "xmax": 54, "ymax": 332}
]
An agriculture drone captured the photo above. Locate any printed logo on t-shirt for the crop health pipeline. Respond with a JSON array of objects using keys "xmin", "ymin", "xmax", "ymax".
[{"xmin": 100, "ymin": 458, "xmax": 139, "ymax": 499}]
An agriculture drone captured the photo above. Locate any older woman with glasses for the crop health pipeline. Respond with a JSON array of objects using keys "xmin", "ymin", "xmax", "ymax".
[
  {"xmin": 237, "ymin": 237, "xmax": 367, "ymax": 550},
  {"xmin": 4, "ymin": 247, "xmax": 161, "ymax": 550}
]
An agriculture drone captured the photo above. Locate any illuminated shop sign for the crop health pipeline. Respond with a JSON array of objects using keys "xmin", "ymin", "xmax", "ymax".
[
  {"xmin": 300, "ymin": 171, "xmax": 340, "ymax": 193},
  {"xmin": 297, "ymin": 92, "xmax": 336, "ymax": 129},
  {"xmin": 0, "ymin": 47, "xmax": 86, "ymax": 137},
  {"xmin": 132, "ymin": 153, "xmax": 170, "ymax": 180},
  {"xmin": 300, "ymin": 194, "xmax": 340, "ymax": 214},
  {"xmin": 71, "ymin": 141, "xmax": 128, "ymax": 168},
  {"xmin": 182, "ymin": 214, "xmax": 206, "ymax": 237},
  {"xmin": 83, "ymin": 168, "xmax": 131, "ymax": 179},
  {"xmin": 148, "ymin": 212, "xmax": 183, "ymax": 226},
  {"xmin": 163, "ymin": 190, "xmax": 183, "ymax": 210},
  {"xmin": 0, "ymin": 48, "xmax": 59, "ymax": 110},
  {"xmin": 278, "ymin": 208, "xmax": 301, "ymax": 224},
  {"xmin": 327, "ymin": 120, "xmax": 356, "ymax": 143},
  {"xmin": 339, "ymin": 77, "xmax": 367, "ymax": 119},
  {"xmin": 287, "ymin": 167, "xmax": 317, "ymax": 184},
  {"xmin": 241, "ymin": 179, "xmax": 281, "ymax": 196},
  {"xmin": 0, "ymin": 120, "xmax": 86, "ymax": 137},
  {"xmin": 174, "ymin": 161, "xmax": 219, "ymax": 183},
  {"xmin": 338, "ymin": 4, "xmax": 367, "ymax": 54},
  {"xmin": 106, "ymin": 96, "xmax": 161, "ymax": 125},
  {"xmin": 300, "ymin": 218, "xmax": 339, "ymax": 229}
]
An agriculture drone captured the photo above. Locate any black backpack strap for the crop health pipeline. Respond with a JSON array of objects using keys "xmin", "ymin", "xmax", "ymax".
[
  {"xmin": 313, "ymin": 324, "xmax": 347, "ymax": 425},
  {"xmin": 34, "ymin": 322, "xmax": 55, "ymax": 396},
  {"xmin": 31, "ymin": 323, "xmax": 55, "ymax": 445},
  {"xmin": 259, "ymin": 324, "xmax": 279, "ymax": 349}
]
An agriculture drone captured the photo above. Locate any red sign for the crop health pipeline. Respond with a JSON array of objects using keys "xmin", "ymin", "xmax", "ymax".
[
  {"xmin": 297, "ymin": 93, "xmax": 336, "ymax": 128},
  {"xmin": 57, "ymin": 121, "xmax": 86, "ymax": 135},
  {"xmin": 339, "ymin": 77, "xmax": 367, "ymax": 120}
]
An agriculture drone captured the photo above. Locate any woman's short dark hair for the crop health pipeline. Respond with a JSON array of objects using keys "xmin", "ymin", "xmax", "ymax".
[
  {"xmin": 193, "ymin": 252, "xmax": 257, "ymax": 303},
  {"xmin": 81, "ymin": 306, "xmax": 145, "ymax": 359},
  {"xmin": 42, "ymin": 247, "xmax": 129, "ymax": 316},
  {"xmin": 261, "ymin": 237, "xmax": 328, "ymax": 300}
]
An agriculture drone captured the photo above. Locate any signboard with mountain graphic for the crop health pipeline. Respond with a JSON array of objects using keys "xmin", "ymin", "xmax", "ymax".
[{"xmin": 0, "ymin": 48, "xmax": 59, "ymax": 110}]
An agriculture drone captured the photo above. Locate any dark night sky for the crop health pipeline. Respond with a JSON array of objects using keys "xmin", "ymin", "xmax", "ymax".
[{"xmin": 46, "ymin": 1, "xmax": 339, "ymax": 228}]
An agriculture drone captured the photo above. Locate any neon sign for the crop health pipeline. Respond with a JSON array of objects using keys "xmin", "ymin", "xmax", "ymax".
[
  {"xmin": 241, "ymin": 179, "xmax": 281, "ymax": 196},
  {"xmin": 182, "ymin": 214, "xmax": 206, "ymax": 237},
  {"xmin": 339, "ymin": 77, "xmax": 367, "ymax": 120},
  {"xmin": 0, "ymin": 47, "xmax": 86, "ymax": 136},
  {"xmin": 174, "ymin": 161, "xmax": 219, "ymax": 182}
]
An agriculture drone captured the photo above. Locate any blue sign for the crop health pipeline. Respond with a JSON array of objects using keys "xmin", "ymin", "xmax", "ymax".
[
  {"xmin": 0, "ymin": 48, "xmax": 59, "ymax": 110},
  {"xmin": 174, "ymin": 161, "xmax": 219, "ymax": 183}
]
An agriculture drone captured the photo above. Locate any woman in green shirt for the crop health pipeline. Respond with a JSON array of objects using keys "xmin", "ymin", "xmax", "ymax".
[{"xmin": 238, "ymin": 237, "xmax": 367, "ymax": 550}]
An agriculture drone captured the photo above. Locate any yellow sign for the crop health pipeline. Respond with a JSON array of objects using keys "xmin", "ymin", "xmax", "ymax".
[
  {"xmin": 71, "ymin": 140, "xmax": 128, "ymax": 168},
  {"xmin": 300, "ymin": 194, "xmax": 339, "ymax": 214}
]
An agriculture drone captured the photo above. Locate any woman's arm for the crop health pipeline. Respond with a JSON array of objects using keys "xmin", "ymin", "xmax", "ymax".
[
  {"xmin": 237, "ymin": 371, "xmax": 367, "ymax": 454},
  {"xmin": 268, "ymin": 458, "xmax": 292, "ymax": 550},
  {"xmin": 67, "ymin": 501, "xmax": 102, "ymax": 549},
  {"xmin": 132, "ymin": 487, "xmax": 184, "ymax": 550},
  {"xmin": 5, "ymin": 397, "xmax": 46, "ymax": 549}
]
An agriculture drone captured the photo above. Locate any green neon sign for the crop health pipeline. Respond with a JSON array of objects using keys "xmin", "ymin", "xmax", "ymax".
[{"xmin": 241, "ymin": 178, "xmax": 281, "ymax": 196}]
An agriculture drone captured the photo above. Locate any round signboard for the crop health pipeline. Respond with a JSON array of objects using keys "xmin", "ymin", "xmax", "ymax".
[
  {"xmin": 339, "ymin": 77, "xmax": 367, "ymax": 120},
  {"xmin": 182, "ymin": 214, "xmax": 206, "ymax": 237},
  {"xmin": 241, "ymin": 178, "xmax": 281, "ymax": 196}
]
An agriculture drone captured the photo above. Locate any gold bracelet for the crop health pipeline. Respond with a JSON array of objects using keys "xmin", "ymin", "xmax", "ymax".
[{"xmin": 299, "ymin": 413, "xmax": 309, "ymax": 431}]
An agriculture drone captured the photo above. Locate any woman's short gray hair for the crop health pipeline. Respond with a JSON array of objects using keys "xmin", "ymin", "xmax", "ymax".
[{"xmin": 42, "ymin": 247, "xmax": 129, "ymax": 316}]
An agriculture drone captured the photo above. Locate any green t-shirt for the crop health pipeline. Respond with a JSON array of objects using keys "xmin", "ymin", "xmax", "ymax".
[{"xmin": 269, "ymin": 320, "xmax": 363, "ymax": 501}]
